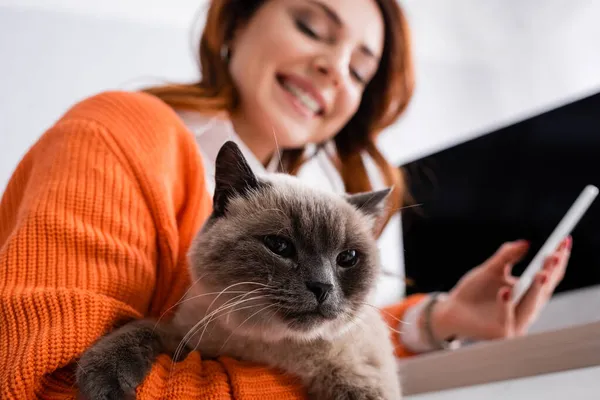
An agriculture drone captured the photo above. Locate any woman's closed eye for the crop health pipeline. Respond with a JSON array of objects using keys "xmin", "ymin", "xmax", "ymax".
[
  {"xmin": 296, "ymin": 19, "xmax": 321, "ymax": 40},
  {"xmin": 350, "ymin": 69, "xmax": 366, "ymax": 84},
  {"xmin": 294, "ymin": 16, "xmax": 372, "ymax": 86}
]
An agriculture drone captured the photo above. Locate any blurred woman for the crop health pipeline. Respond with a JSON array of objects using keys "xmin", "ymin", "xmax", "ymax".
[{"xmin": 0, "ymin": 0, "xmax": 571, "ymax": 398}]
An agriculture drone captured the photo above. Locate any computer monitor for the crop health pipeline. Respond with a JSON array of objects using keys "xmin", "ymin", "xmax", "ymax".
[{"xmin": 401, "ymin": 91, "xmax": 600, "ymax": 296}]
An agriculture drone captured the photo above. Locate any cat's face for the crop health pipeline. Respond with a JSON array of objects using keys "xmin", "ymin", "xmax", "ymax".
[{"xmin": 187, "ymin": 142, "xmax": 389, "ymax": 341}]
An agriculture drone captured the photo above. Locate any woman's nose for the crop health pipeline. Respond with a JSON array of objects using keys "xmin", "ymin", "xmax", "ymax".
[{"xmin": 312, "ymin": 50, "xmax": 349, "ymax": 88}]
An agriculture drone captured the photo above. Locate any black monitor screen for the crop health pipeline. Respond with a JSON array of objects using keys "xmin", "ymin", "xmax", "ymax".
[{"xmin": 401, "ymin": 91, "xmax": 600, "ymax": 296}]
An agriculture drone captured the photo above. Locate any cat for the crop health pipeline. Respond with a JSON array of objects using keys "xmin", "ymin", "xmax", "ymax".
[{"xmin": 76, "ymin": 141, "xmax": 402, "ymax": 400}]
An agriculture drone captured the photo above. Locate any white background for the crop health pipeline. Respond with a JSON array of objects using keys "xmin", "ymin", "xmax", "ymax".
[{"xmin": 2, "ymin": 0, "xmax": 600, "ymax": 190}]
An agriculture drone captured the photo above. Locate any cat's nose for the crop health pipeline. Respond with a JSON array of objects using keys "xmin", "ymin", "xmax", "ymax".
[{"xmin": 305, "ymin": 281, "xmax": 333, "ymax": 304}]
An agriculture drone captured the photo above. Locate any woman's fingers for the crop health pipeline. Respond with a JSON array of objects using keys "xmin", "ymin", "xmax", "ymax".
[
  {"xmin": 512, "ymin": 237, "xmax": 571, "ymax": 334},
  {"xmin": 497, "ymin": 286, "xmax": 515, "ymax": 337},
  {"xmin": 541, "ymin": 236, "xmax": 571, "ymax": 290},
  {"xmin": 502, "ymin": 263, "xmax": 518, "ymax": 286},
  {"xmin": 514, "ymin": 269, "xmax": 550, "ymax": 333},
  {"xmin": 554, "ymin": 236, "xmax": 571, "ymax": 283},
  {"xmin": 500, "ymin": 237, "xmax": 570, "ymax": 286},
  {"xmin": 543, "ymin": 254, "xmax": 563, "ymax": 290},
  {"xmin": 484, "ymin": 240, "xmax": 530, "ymax": 274}
]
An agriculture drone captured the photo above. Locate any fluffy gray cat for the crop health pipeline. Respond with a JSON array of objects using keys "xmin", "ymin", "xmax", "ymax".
[{"xmin": 76, "ymin": 141, "xmax": 401, "ymax": 400}]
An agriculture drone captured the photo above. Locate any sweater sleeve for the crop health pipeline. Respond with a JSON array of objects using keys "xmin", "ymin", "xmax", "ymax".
[
  {"xmin": 0, "ymin": 116, "xmax": 161, "ymax": 398},
  {"xmin": 381, "ymin": 294, "xmax": 428, "ymax": 358}
]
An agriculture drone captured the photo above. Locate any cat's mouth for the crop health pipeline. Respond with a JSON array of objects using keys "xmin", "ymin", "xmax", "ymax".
[{"xmin": 280, "ymin": 305, "xmax": 338, "ymax": 325}]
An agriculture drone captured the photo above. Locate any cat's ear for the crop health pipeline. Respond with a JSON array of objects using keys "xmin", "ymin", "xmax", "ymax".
[
  {"xmin": 213, "ymin": 141, "xmax": 259, "ymax": 216},
  {"xmin": 345, "ymin": 188, "xmax": 392, "ymax": 222}
]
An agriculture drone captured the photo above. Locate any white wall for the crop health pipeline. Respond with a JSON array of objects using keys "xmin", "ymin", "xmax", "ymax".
[
  {"xmin": 379, "ymin": 0, "xmax": 600, "ymax": 165},
  {"xmin": 2, "ymin": 0, "xmax": 600, "ymax": 189},
  {"xmin": 0, "ymin": 0, "xmax": 206, "ymax": 26},
  {"xmin": 0, "ymin": 5, "xmax": 200, "ymax": 189}
]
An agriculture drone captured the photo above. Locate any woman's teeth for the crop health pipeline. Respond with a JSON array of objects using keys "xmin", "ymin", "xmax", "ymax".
[{"xmin": 282, "ymin": 80, "xmax": 322, "ymax": 115}]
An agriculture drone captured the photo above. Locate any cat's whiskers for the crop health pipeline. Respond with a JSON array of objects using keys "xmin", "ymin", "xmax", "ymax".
[
  {"xmin": 357, "ymin": 301, "xmax": 408, "ymax": 328},
  {"xmin": 170, "ymin": 300, "xmax": 272, "ymax": 376},
  {"xmin": 154, "ymin": 272, "xmax": 209, "ymax": 328},
  {"xmin": 158, "ymin": 283, "xmax": 268, "ymax": 340},
  {"xmin": 153, "ymin": 290, "xmax": 251, "ymax": 332},
  {"xmin": 169, "ymin": 296, "xmax": 267, "ymax": 379},
  {"xmin": 218, "ymin": 303, "xmax": 280, "ymax": 352},
  {"xmin": 337, "ymin": 308, "xmax": 371, "ymax": 339},
  {"xmin": 171, "ymin": 291, "xmax": 249, "ymax": 366},
  {"xmin": 204, "ymin": 282, "xmax": 269, "ymax": 318},
  {"xmin": 355, "ymin": 303, "xmax": 408, "ymax": 336},
  {"xmin": 271, "ymin": 126, "xmax": 285, "ymax": 173},
  {"xmin": 172, "ymin": 293, "xmax": 269, "ymax": 365},
  {"xmin": 196, "ymin": 287, "xmax": 268, "ymax": 345},
  {"xmin": 172, "ymin": 291, "xmax": 253, "ymax": 363},
  {"xmin": 174, "ymin": 290, "xmax": 249, "ymax": 308},
  {"xmin": 196, "ymin": 302, "xmax": 272, "ymax": 351},
  {"xmin": 383, "ymin": 202, "xmax": 424, "ymax": 215}
]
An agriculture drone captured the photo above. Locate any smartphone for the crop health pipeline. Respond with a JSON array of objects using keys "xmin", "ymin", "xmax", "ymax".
[{"xmin": 511, "ymin": 184, "xmax": 599, "ymax": 304}]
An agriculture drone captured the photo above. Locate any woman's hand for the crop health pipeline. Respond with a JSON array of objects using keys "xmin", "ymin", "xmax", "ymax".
[{"xmin": 431, "ymin": 237, "xmax": 572, "ymax": 342}]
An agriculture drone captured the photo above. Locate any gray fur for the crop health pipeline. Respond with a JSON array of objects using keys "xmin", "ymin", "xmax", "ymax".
[{"xmin": 76, "ymin": 141, "xmax": 401, "ymax": 399}]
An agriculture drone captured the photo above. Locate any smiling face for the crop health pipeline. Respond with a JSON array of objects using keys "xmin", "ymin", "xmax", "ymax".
[
  {"xmin": 188, "ymin": 142, "xmax": 390, "ymax": 341},
  {"xmin": 228, "ymin": 0, "xmax": 385, "ymax": 150}
]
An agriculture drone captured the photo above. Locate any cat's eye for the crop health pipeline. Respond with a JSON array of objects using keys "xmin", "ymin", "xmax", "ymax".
[
  {"xmin": 263, "ymin": 235, "xmax": 295, "ymax": 258},
  {"xmin": 337, "ymin": 250, "xmax": 359, "ymax": 268}
]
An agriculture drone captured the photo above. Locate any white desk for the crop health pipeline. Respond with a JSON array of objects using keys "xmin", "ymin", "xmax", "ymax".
[
  {"xmin": 399, "ymin": 285, "xmax": 600, "ymax": 398},
  {"xmin": 399, "ymin": 320, "xmax": 600, "ymax": 399},
  {"xmin": 405, "ymin": 366, "xmax": 600, "ymax": 400},
  {"xmin": 528, "ymin": 284, "xmax": 600, "ymax": 334}
]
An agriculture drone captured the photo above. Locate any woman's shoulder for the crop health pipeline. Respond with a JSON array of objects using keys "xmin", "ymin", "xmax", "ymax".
[
  {"xmin": 55, "ymin": 90, "xmax": 198, "ymax": 159},
  {"xmin": 62, "ymin": 90, "xmax": 184, "ymax": 132}
]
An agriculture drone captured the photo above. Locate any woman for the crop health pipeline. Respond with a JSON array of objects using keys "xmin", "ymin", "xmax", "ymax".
[{"xmin": 0, "ymin": 0, "xmax": 571, "ymax": 398}]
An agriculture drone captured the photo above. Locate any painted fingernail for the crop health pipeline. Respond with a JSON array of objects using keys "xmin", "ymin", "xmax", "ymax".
[
  {"xmin": 546, "ymin": 255, "xmax": 558, "ymax": 268},
  {"xmin": 502, "ymin": 290, "xmax": 511, "ymax": 302},
  {"xmin": 539, "ymin": 275, "xmax": 548, "ymax": 285}
]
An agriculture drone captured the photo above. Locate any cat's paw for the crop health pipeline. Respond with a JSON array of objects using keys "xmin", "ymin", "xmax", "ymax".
[{"xmin": 76, "ymin": 321, "xmax": 161, "ymax": 400}]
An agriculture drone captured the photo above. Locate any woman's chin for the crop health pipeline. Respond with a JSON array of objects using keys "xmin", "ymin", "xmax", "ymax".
[{"xmin": 262, "ymin": 119, "xmax": 314, "ymax": 148}]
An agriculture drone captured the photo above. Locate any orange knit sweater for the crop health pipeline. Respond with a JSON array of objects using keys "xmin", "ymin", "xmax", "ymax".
[{"xmin": 0, "ymin": 91, "xmax": 426, "ymax": 399}]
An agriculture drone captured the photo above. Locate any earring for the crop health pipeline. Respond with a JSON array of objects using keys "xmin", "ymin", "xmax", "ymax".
[{"xmin": 220, "ymin": 44, "xmax": 230, "ymax": 62}]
